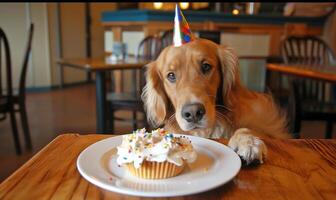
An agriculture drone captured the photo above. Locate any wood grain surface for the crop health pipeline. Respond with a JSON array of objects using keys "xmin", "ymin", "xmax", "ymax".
[
  {"xmin": 57, "ymin": 56, "xmax": 150, "ymax": 72},
  {"xmin": 267, "ymin": 63, "xmax": 336, "ymax": 83},
  {"xmin": 0, "ymin": 134, "xmax": 335, "ymax": 200}
]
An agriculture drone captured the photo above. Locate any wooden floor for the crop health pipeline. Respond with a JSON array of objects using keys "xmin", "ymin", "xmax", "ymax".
[{"xmin": 0, "ymin": 83, "xmax": 335, "ymax": 182}]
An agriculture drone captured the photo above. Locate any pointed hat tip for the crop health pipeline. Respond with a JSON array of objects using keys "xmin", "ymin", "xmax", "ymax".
[{"xmin": 173, "ymin": 3, "xmax": 193, "ymax": 47}]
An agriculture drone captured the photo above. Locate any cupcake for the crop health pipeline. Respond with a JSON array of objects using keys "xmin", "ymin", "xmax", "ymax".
[{"xmin": 116, "ymin": 128, "xmax": 197, "ymax": 179}]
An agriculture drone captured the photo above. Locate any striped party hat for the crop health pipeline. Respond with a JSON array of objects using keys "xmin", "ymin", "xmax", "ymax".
[{"xmin": 173, "ymin": 4, "xmax": 194, "ymax": 47}]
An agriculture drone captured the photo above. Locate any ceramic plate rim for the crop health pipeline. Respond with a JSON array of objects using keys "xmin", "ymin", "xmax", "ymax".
[{"xmin": 77, "ymin": 134, "xmax": 241, "ymax": 197}]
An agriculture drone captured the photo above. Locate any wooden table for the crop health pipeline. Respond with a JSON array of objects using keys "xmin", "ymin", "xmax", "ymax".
[
  {"xmin": 57, "ymin": 56, "xmax": 150, "ymax": 133},
  {"xmin": 267, "ymin": 63, "xmax": 336, "ymax": 83},
  {"xmin": 1, "ymin": 134, "xmax": 335, "ymax": 199}
]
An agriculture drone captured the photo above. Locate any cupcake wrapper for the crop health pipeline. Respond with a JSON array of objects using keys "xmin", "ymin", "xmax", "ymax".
[{"xmin": 126, "ymin": 161, "xmax": 184, "ymax": 179}]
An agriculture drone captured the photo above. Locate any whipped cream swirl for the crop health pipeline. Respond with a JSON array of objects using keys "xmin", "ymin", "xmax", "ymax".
[{"xmin": 116, "ymin": 128, "xmax": 197, "ymax": 168}]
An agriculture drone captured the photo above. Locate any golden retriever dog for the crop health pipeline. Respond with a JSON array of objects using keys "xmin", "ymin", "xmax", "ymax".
[{"xmin": 141, "ymin": 38, "xmax": 291, "ymax": 165}]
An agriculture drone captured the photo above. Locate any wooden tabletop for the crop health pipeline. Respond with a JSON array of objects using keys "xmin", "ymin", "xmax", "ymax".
[
  {"xmin": 0, "ymin": 134, "xmax": 335, "ymax": 200},
  {"xmin": 57, "ymin": 56, "xmax": 150, "ymax": 72},
  {"xmin": 267, "ymin": 63, "xmax": 336, "ymax": 83},
  {"xmin": 57, "ymin": 56, "xmax": 269, "ymax": 73}
]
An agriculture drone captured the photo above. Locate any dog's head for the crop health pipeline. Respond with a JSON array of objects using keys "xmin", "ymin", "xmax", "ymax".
[{"xmin": 142, "ymin": 38, "xmax": 239, "ymax": 135}]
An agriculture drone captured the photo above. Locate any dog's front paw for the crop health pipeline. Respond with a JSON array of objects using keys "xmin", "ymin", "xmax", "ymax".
[{"xmin": 228, "ymin": 128, "xmax": 267, "ymax": 165}]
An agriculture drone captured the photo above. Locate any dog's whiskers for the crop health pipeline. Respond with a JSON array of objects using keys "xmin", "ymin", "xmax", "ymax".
[
  {"xmin": 167, "ymin": 113, "xmax": 175, "ymax": 123},
  {"xmin": 165, "ymin": 113, "xmax": 179, "ymax": 130},
  {"xmin": 215, "ymin": 104, "xmax": 232, "ymax": 112},
  {"xmin": 215, "ymin": 110, "xmax": 232, "ymax": 125}
]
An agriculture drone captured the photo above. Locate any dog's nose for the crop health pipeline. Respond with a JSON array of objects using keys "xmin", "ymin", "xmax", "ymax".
[{"xmin": 181, "ymin": 103, "xmax": 206, "ymax": 123}]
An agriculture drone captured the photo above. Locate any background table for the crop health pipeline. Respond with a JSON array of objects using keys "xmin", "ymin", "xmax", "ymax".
[
  {"xmin": 267, "ymin": 63, "xmax": 336, "ymax": 83},
  {"xmin": 0, "ymin": 134, "xmax": 335, "ymax": 199},
  {"xmin": 57, "ymin": 56, "xmax": 150, "ymax": 133}
]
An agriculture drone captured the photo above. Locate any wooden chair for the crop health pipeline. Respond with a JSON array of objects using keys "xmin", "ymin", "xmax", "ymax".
[
  {"xmin": 0, "ymin": 27, "xmax": 21, "ymax": 154},
  {"xmin": 106, "ymin": 36, "xmax": 162, "ymax": 132},
  {"xmin": 161, "ymin": 29, "xmax": 173, "ymax": 49},
  {"xmin": 137, "ymin": 35, "xmax": 162, "ymax": 60},
  {"xmin": 0, "ymin": 24, "xmax": 33, "ymax": 153},
  {"xmin": 198, "ymin": 30, "xmax": 221, "ymax": 44},
  {"xmin": 13, "ymin": 24, "xmax": 34, "ymax": 150},
  {"xmin": 282, "ymin": 35, "xmax": 336, "ymax": 138}
]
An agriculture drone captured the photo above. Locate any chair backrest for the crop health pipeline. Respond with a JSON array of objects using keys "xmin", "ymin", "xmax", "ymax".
[
  {"xmin": 281, "ymin": 35, "xmax": 335, "ymax": 66},
  {"xmin": 19, "ymin": 24, "xmax": 34, "ymax": 99},
  {"xmin": 137, "ymin": 35, "xmax": 162, "ymax": 60},
  {"xmin": 161, "ymin": 29, "xmax": 173, "ymax": 49},
  {"xmin": 0, "ymin": 27, "xmax": 14, "ymax": 103},
  {"xmin": 131, "ymin": 36, "xmax": 161, "ymax": 95},
  {"xmin": 281, "ymin": 35, "xmax": 336, "ymax": 102},
  {"xmin": 198, "ymin": 30, "xmax": 221, "ymax": 44}
]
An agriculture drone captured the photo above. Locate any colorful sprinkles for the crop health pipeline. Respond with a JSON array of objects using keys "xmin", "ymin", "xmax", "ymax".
[{"xmin": 119, "ymin": 128, "xmax": 194, "ymax": 167}]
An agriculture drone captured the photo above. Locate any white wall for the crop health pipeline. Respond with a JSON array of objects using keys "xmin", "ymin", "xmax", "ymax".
[
  {"xmin": 30, "ymin": 3, "xmax": 52, "ymax": 88},
  {"xmin": 220, "ymin": 33, "xmax": 270, "ymax": 56},
  {"xmin": 1, "ymin": 3, "xmax": 119, "ymax": 89},
  {"xmin": 104, "ymin": 31, "xmax": 144, "ymax": 56},
  {"xmin": 0, "ymin": 3, "xmax": 55, "ymax": 89},
  {"xmin": 0, "ymin": 3, "xmax": 38, "ymax": 89},
  {"xmin": 220, "ymin": 33, "xmax": 270, "ymax": 92}
]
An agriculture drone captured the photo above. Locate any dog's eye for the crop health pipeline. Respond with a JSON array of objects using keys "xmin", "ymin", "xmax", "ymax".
[
  {"xmin": 167, "ymin": 72, "xmax": 176, "ymax": 83},
  {"xmin": 201, "ymin": 63, "xmax": 212, "ymax": 74}
]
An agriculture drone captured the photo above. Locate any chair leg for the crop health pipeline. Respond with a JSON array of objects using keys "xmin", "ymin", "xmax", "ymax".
[
  {"xmin": 110, "ymin": 109, "xmax": 115, "ymax": 133},
  {"xmin": 9, "ymin": 108, "xmax": 21, "ymax": 154},
  {"xmin": 19, "ymin": 102, "xmax": 32, "ymax": 150},
  {"xmin": 132, "ymin": 111, "xmax": 137, "ymax": 130},
  {"xmin": 293, "ymin": 118, "xmax": 301, "ymax": 139},
  {"xmin": 290, "ymin": 80, "xmax": 301, "ymax": 139},
  {"xmin": 325, "ymin": 120, "xmax": 333, "ymax": 139}
]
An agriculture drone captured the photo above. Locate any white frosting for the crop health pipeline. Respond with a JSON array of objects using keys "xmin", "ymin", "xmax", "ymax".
[{"xmin": 116, "ymin": 128, "xmax": 197, "ymax": 168}]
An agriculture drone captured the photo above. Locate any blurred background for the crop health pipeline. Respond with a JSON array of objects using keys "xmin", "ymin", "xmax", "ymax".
[{"xmin": 0, "ymin": 2, "xmax": 335, "ymax": 181}]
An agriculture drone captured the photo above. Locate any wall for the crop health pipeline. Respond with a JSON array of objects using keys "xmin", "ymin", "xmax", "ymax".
[
  {"xmin": 49, "ymin": 3, "xmax": 117, "ymax": 86},
  {"xmin": 90, "ymin": 3, "xmax": 117, "ymax": 57},
  {"xmin": 1, "ymin": 3, "xmax": 335, "ymax": 90},
  {"xmin": 1, "ymin": 3, "xmax": 119, "ymax": 89},
  {"xmin": 0, "ymin": 3, "xmax": 51, "ymax": 89},
  {"xmin": 323, "ymin": 9, "xmax": 336, "ymax": 54},
  {"xmin": 58, "ymin": 3, "xmax": 86, "ymax": 84},
  {"xmin": 220, "ymin": 33, "xmax": 270, "ymax": 56},
  {"xmin": 47, "ymin": 3, "xmax": 61, "ymax": 86},
  {"xmin": 30, "ymin": 3, "xmax": 52, "ymax": 88}
]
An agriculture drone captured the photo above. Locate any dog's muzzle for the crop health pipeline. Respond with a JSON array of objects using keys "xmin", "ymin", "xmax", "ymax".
[{"xmin": 181, "ymin": 103, "xmax": 206, "ymax": 124}]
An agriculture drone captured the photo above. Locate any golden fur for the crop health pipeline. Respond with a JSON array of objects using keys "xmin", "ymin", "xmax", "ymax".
[{"xmin": 142, "ymin": 38, "xmax": 290, "ymax": 140}]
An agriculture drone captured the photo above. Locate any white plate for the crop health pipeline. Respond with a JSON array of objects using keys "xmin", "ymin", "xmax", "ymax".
[{"xmin": 77, "ymin": 134, "xmax": 241, "ymax": 197}]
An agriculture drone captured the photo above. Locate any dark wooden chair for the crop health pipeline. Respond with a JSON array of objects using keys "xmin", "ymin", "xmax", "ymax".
[
  {"xmin": 0, "ymin": 24, "xmax": 34, "ymax": 153},
  {"xmin": 282, "ymin": 36, "xmax": 336, "ymax": 138},
  {"xmin": 137, "ymin": 35, "xmax": 162, "ymax": 60},
  {"xmin": 198, "ymin": 30, "xmax": 221, "ymax": 44},
  {"xmin": 0, "ymin": 27, "xmax": 21, "ymax": 154},
  {"xmin": 107, "ymin": 36, "xmax": 162, "ymax": 132},
  {"xmin": 13, "ymin": 24, "xmax": 34, "ymax": 150},
  {"xmin": 161, "ymin": 29, "xmax": 173, "ymax": 49}
]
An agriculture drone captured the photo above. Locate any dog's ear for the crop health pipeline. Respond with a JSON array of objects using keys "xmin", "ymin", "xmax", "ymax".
[
  {"xmin": 141, "ymin": 61, "xmax": 168, "ymax": 127},
  {"xmin": 217, "ymin": 45, "xmax": 240, "ymax": 101}
]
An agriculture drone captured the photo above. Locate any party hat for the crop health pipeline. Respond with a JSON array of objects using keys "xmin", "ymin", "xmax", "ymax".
[{"xmin": 173, "ymin": 4, "xmax": 194, "ymax": 47}]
